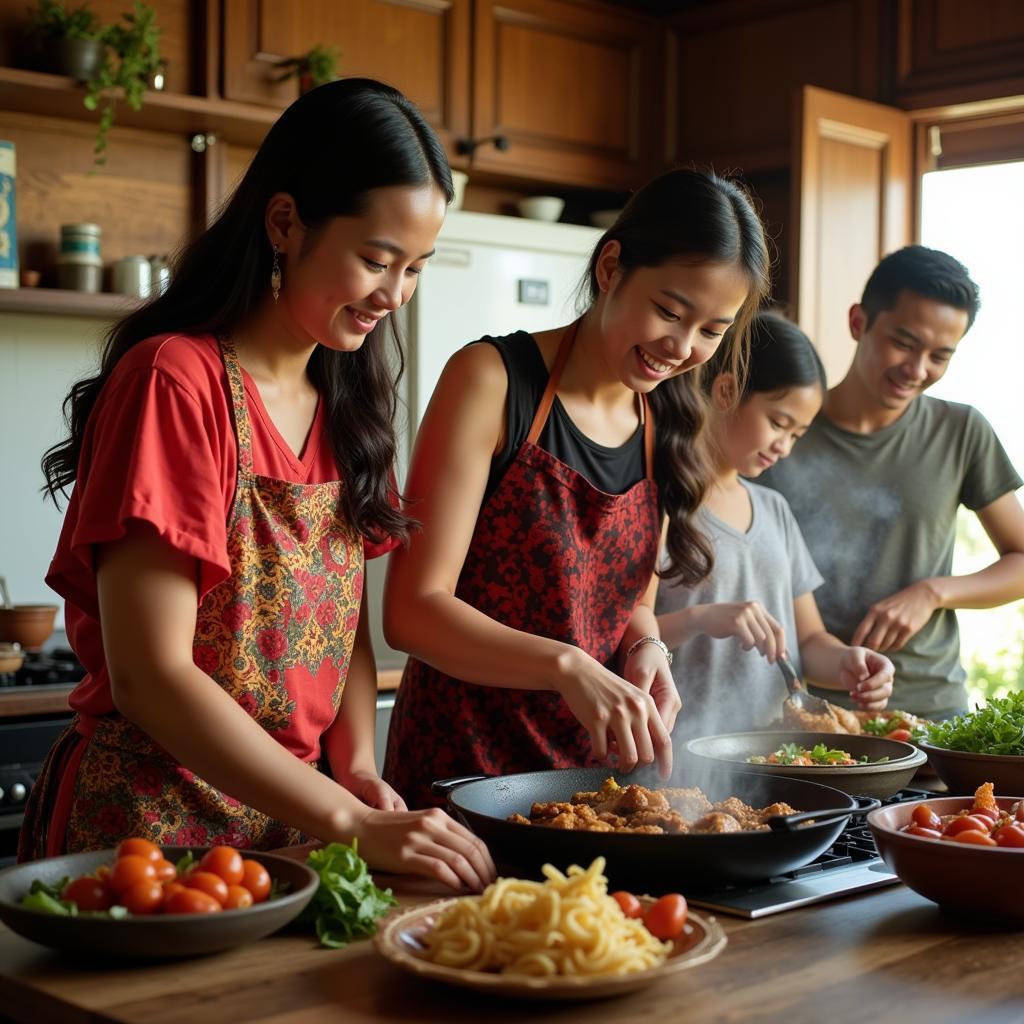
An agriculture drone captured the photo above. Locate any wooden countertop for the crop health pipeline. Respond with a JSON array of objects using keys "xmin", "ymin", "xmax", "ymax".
[{"xmin": 2, "ymin": 882, "xmax": 1023, "ymax": 1024}]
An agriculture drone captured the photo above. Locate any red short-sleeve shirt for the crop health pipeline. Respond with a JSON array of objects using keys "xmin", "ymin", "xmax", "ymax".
[{"xmin": 47, "ymin": 333, "xmax": 398, "ymax": 717}]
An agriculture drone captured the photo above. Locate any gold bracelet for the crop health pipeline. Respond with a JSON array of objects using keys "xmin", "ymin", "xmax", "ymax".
[{"xmin": 624, "ymin": 635, "xmax": 673, "ymax": 666}]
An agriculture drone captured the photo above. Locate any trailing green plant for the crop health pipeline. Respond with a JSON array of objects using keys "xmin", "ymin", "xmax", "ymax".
[
  {"xmin": 26, "ymin": 0, "xmax": 100, "ymax": 42},
  {"xmin": 83, "ymin": 1, "xmax": 162, "ymax": 165},
  {"xmin": 274, "ymin": 44, "xmax": 340, "ymax": 91}
]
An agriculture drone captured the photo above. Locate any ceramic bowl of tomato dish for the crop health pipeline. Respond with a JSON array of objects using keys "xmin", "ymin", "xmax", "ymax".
[
  {"xmin": 0, "ymin": 845, "xmax": 318, "ymax": 957},
  {"xmin": 867, "ymin": 794, "xmax": 1024, "ymax": 922}
]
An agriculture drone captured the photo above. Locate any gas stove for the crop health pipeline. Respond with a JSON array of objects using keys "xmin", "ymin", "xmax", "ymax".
[
  {"xmin": 0, "ymin": 647, "xmax": 84, "ymax": 689},
  {"xmin": 0, "ymin": 647, "xmax": 83, "ymax": 864},
  {"xmin": 685, "ymin": 787, "xmax": 932, "ymax": 918}
]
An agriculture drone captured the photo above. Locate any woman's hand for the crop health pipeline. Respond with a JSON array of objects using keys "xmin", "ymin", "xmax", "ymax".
[
  {"xmin": 838, "ymin": 647, "xmax": 894, "ymax": 711},
  {"xmin": 341, "ymin": 770, "xmax": 408, "ymax": 812},
  {"xmin": 351, "ymin": 807, "xmax": 496, "ymax": 892},
  {"xmin": 555, "ymin": 648, "xmax": 672, "ymax": 779},
  {"xmin": 695, "ymin": 602, "xmax": 788, "ymax": 663},
  {"xmin": 622, "ymin": 641, "xmax": 681, "ymax": 735}
]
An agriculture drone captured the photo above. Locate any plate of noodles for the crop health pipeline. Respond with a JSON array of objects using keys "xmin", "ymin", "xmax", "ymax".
[{"xmin": 373, "ymin": 858, "xmax": 727, "ymax": 1000}]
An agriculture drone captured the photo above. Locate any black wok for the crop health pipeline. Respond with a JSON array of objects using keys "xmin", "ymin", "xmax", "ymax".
[{"xmin": 433, "ymin": 765, "xmax": 878, "ymax": 893}]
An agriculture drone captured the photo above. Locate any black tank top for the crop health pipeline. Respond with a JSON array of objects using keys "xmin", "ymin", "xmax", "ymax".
[{"xmin": 473, "ymin": 331, "xmax": 645, "ymax": 504}]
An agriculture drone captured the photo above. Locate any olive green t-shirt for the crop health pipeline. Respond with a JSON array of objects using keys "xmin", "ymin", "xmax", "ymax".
[{"xmin": 760, "ymin": 396, "xmax": 1021, "ymax": 718}]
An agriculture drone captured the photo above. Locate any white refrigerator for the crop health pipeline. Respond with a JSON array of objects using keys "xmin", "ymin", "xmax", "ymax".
[
  {"xmin": 399, "ymin": 209, "xmax": 602, "ymax": 458},
  {"xmin": 370, "ymin": 211, "xmax": 602, "ymax": 760}
]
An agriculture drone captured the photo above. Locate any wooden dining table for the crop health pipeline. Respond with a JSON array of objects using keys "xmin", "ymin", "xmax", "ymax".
[{"xmin": 2, "ymin": 875, "xmax": 1023, "ymax": 1024}]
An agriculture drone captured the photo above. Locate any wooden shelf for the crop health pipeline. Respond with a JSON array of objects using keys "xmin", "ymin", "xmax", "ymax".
[
  {"xmin": 0, "ymin": 287, "xmax": 141, "ymax": 317},
  {"xmin": 0, "ymin": 66, "xmax": 279, "ymax": 149}
]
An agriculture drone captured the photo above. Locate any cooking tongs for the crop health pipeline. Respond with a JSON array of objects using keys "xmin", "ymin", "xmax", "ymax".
[{"xmin": 778, "ymin": 653, "xmax": 834, "ymax": 717}]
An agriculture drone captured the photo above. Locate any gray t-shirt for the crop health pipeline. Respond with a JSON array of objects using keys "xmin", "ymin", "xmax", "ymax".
[
  {"xmin": 655, "ymin": 481, "xmax": 823, "ymax": 737},
  {"xmin": 761, "ymin": 396, "xmax": 1022, "ymax": 718}
]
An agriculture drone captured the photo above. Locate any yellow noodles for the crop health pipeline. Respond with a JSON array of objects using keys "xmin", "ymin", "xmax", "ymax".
[{"xmin": 423, "ymin": 857, "xmax": 671, "ymax": 977}]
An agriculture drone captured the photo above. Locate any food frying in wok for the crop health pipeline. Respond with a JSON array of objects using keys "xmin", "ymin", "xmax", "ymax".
[{"xmin": 507, "ymin": 777, "xmax": 798, "ymax": 834}]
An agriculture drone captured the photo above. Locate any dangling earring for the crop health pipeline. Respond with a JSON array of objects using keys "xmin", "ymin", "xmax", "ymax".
[{"xmin": 270, "ymin": 244, "xmax": 282, "ymax": 303}]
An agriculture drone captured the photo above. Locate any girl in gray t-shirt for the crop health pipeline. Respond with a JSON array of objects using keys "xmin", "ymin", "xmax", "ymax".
[{"xmin": 656, "ymin": 312, "xmax": 894, "ymax": 736}]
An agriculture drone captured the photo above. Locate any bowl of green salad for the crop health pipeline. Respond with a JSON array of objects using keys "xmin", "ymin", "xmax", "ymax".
[{"xmin": 919, "ymin": 694, "xmax": 1024, "ymax": 796}]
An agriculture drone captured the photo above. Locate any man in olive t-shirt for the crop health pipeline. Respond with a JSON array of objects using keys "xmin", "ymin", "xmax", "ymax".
[{"xmin": 761, "ymin": 246, "xmax": 1024, "ymax": 717}]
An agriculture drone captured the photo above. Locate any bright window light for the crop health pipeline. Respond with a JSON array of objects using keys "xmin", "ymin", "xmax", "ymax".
[{"xmin": 920, "ymin": 161, "xmax": 1024, "ymax": 704}]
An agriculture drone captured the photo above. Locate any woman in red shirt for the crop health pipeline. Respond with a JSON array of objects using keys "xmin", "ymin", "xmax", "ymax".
[{"xmin": 21, "ymin": 78, "xmax": 493, "ymax": 893}]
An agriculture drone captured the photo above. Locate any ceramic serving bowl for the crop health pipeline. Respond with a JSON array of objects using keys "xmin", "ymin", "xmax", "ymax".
[
  {"xmin": 0, "ymin": 605, "xmax": 58, "ymax": 652},
  {"xmin": 0, "ymin": 642, "xmax": 24, "ymax": 674},
  {"xmin": 0, "ymin": 846, "xmax": 318, "ymax": 958},
  {"xmin": 917, "ymin": 741, "xmax": 1024, "ymax": 795},
  {"xmin": 516, "ymin": 196, "xmax": 565, "ymax": 222},
  {"xmin": 867, "ymin": 795, "xmax": 1024, "ymax": 921},
  {"xmin": 686, "ymin": 731, "xmax": 927, "ymax": 798}
]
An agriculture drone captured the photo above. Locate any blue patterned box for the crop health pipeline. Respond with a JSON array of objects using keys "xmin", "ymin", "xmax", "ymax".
[{"xmin": 0, "ymin": 141, "xmax": 16, "ymax": 288}]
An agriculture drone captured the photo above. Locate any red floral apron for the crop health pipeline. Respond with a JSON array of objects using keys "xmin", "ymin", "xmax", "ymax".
[
  {"xmin": 20, "ymin": 340, "xmax": 364, "ymax": 858},
  {"xmin": 383, "ymin": 323, "xmax": 660, "ymax": 809}
]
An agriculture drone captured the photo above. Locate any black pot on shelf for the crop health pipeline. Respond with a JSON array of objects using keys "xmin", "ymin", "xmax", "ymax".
[{"xmin": 27, "ymin": 37, "xmax": 104, "ymax": 81}]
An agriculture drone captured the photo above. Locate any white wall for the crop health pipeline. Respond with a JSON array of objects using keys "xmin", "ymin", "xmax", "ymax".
[{"xmin": 0, "ymin": 313, "xmax": 109, "ymax": 622}]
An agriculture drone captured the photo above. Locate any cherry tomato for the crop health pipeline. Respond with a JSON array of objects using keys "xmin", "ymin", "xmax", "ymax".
[
  {"xmin": 910, "ymin": 805, "xmax": 942, "ymax": 830},
  {"xmin": 163, "ymin": 887, "xmax": 223, "ymax": 915},
  {"xmin": 887, "ymin": 728, "xmax": 912, "ymax": 742},
  {"xmin": 942, "ymin": 815, "xmax": 992, "ymax": 838},
  {"xmin": 1013, "ymin": 801, "xmax": 1024, "ymax": 823},
  {"xmin": 115, "ymin": 837, "xmax": 163, "ymax": 863},
  {"xmin": 199, "ymin": 846, "xmax": 244, "ymax": 886},
  {"xmin": 643, "ymin": 893, "xmax": 688, "ymax": 940},
  {"xmin": 969, "ymin": 805, "xmax": 999, "ymax": 822},
  {"xmin": 62, "ymin": 875, "xmax": 114, "ymax": 912},
  {"xmin": 183, "ymin": 870, "xmax": 229, "ymax": 907},
  {"xmin": 993, "ymin": 824, "xmax": 1024, "ymax": 848},
  {"xmin": 240, "ymin": 859, "xmax": 271, "ymax": 903},
  {"xmin": 120, "ymin": 880, "xmax": 164, "ymax": 915},
  {"xmin": 109, "ymin": 854, "xmax": 158, "ymax": 895},
  {"xmin": 611, "ymin": 891, "xmax": 643, "ymax": 919},
  {"xmin": 224, "ymin": 884, "xmax": 254, "ymax": 910},
  {"xmin": 951, "ymin": 829, "xmax": 997, "ymax": 846},
  {"xmin": 153, "ymin": 858, "xmax": 177, "ymax": 883},
  {"xmin": 903, "ymin": 826, "xmax": 943, "ymax": 839}
]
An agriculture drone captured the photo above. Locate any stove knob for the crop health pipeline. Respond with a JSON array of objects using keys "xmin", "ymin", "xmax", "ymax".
[
  {"xmin": 0, "ymin": 786, "xmax": 4, "ymax": 803},
  {"xmin": 10, "ymin": 782, "xmax": 26, "ymax": 803}
]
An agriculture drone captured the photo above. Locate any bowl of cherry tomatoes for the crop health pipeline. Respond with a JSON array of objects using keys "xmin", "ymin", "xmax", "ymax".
[
  {"xmin": 866, "ymin": 783, "xmax": 1024, "ymax": 922},
  {"xmin": 0, "ymin": 838, "xmax": 318, "ymax": 957}
]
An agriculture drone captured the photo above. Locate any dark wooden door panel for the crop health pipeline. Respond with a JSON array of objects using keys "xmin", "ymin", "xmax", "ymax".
[
  {"xmin": 222, "ymin": 0, "xmax": 469, "ymax": 147},
  {"xmin": 471, "ymin": 0, "xmax": 661, "ymax": 189}
]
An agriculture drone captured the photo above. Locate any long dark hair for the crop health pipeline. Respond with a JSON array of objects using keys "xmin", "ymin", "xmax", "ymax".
[
  {"xmin": 583, "ymin": 168, "xmax": 770, "ymax": 585},
  {"xmin": 704, "ymin": 309, "xmax": 826, "ymax": 398},
  {"xmin": 42, "ymin": 77, "xmax": 453, "ymax": 546}
]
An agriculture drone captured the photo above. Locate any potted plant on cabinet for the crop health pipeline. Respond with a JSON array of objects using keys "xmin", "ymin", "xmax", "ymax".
[
  {"xmin": 83, "ymin": 1, "xmax": 162, "ymax": 166},
  {"xmin": 274, "ymin": 44, "xmax": 340, "ymax": 95},
  {"xmin": 25, "ymin": 0, "xmax": 163, "ymax": 167},
  {"xmin": 24, "ymin": 0, "xmax": 104, "ymax": 82}
]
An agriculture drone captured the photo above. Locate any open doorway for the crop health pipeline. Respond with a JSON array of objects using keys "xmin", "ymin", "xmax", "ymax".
[{"xmin": 920, "ymin": 160, "xmax": 1024, "ymax": 704}]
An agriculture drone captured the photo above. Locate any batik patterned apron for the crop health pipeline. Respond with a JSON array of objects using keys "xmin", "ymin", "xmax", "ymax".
[
  {"xmin": 21, "ymin": 340, "xmax": 364, "ymax": 857},
  {"xmin": 383, "ymin": 322, "xmax": 661, "ymax": 809}
]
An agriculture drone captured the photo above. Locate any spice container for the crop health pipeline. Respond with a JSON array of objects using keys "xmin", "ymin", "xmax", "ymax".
[
  {"xmin": 57, "ymin": 223, "xmax": 103, "ymax": 292},
  {"xmin": 111, "ymin": 255, "xmax": 151, "ymax": 298}
]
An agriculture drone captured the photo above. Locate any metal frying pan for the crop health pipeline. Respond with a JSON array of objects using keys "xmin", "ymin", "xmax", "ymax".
[{"xmin": 433, "ymin": 765, "xmax": 878, "ymax": 892}]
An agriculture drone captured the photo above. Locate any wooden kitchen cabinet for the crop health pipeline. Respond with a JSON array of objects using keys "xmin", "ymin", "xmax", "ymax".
[
  {"xmin": 220, "ymin": 0, "xmax": 472, "ymax": 156},
  {"xmin": 220, "ymin": 0, "xmax": 659, "ymax": 191},
  {"xmin": 469, "ymin": 0, "xmax": 663, "ymax": 189}
]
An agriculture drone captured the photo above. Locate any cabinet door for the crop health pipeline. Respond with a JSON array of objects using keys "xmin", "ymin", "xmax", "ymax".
[
  {"xmin": 792, "ymin": 86, "xmax": 912, "ymax": 384},
  {"xmin": 470, "ymin": 0, "xmax": 661, "ymax": 189},
  {"xmin": 221, "ymin": 0, "xmax": 470, "ymax": 150}
]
